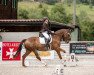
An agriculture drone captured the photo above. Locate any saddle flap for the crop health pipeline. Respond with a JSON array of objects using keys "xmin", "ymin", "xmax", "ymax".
[
  {"xmin": 39, "ymin": 36, "xmax": 52, "ymax": 44},
  {"xmin": 39, "ymin": 37, "xmax": 46, "ymax": 44}
]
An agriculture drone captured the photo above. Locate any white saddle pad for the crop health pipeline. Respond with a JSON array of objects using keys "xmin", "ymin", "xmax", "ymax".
[
  {"xmin": 42, "ymin": 32, "xmax": 49, "ymax": 39},
  {"xmin": 39, "ymin": 36, "xmax": 52, "ymax": 44}
]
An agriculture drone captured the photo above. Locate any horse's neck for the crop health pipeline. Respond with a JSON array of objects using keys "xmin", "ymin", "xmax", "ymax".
[
  {"xmin": 54, "ymin": 29, "xmax": 64, "ymax": 40},
  {"xmin": 55, "ymin": 29, "xmax": 64, "ymax": 34},
  {"xmin": 53, "ymin": 35, "xmax": 61, "ymax": 42},
  {"xmin": 55, "ymin": 29, "xmax": 64, "ymax": 37}
]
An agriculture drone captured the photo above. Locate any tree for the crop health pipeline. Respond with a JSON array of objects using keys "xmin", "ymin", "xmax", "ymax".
[
  {"xmin": 49, "ymin": 3, "xmax": 68, "ymax": 23},
  {"xmin": 78, "ymin": 10, "xmax": 94, "ymax": 40},
  {"xmin": 18, "ymin": 8, "xmax": 29, "ymax": 19},
  {"xmin": 67, "ymin": 0, "xmax": 73, "ymax": 6},
  {"xmin": 41, "ymin": 8, "xmax": 48, "ymax": 17}
]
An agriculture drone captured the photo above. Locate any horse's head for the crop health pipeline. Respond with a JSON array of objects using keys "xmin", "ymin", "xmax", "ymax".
[
  {"xmin": 55, "ymin": 29, "xmax": 72, "ymax": 43},
  {"xmin": 62, "ymin": 29, "xmax": 71, "ymax": 43}
]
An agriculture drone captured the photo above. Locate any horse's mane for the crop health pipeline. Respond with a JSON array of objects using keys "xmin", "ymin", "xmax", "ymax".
[{"xmin": 55, "ymin": 29, "xmax": 66, "ymax": 34}]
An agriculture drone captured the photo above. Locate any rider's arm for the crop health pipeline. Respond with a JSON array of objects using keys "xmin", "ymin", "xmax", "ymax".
[
  {"xmin": 48, "ymin": 29, "xmax": 56, "ymax": 35},
  {"xmin": 40, "ymin": 29, "xmax": 45, "ymax": 33}
]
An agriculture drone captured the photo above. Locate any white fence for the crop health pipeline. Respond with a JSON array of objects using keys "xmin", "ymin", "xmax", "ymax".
[{"xmin": 0, "ymin": 41, "xmax": 94, "ymax": 66}]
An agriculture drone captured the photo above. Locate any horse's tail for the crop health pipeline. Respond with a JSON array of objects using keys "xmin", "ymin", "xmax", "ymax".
[{"xmin": 13, "ymin": 39, "xmax": 26, "ymax": 58}]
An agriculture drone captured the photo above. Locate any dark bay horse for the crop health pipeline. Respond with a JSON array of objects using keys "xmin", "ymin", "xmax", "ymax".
[{"xmin": 13, "ymin": 29, "xmax": 72, "ymax": 67}]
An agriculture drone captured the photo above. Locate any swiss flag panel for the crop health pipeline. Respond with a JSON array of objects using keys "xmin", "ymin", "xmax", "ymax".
[{"xmin": 2, "ymin": 42, "xmax": 21, "ymax": 61}]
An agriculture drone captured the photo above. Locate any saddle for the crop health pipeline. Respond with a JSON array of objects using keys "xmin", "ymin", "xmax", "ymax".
[{"xmin": 39, "ymin": 32, "xmax": 52, "ymax": 50}]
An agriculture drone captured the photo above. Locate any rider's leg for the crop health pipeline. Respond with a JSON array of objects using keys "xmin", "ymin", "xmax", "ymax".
[
  {"xmin": 45, "ymin": 39, "xmax": 50, "ymax": 49},
  {"xmin": 42, "ymin": 33, "xmax": 50, "ymax": 50},
  {"xmin": 44, "ymin": 38, "xmax": 50, "ymax": 50},
  {"xmin": 46, "ymin": 39, "xmax": 50, "ymax": 49},
  {"xmin": 45, "ymin": 39, "xmax": 49, "ymax": 50}
]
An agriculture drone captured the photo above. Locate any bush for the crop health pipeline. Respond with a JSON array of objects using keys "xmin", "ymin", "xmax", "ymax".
[
  {"xmin": 18, "ymin": 4, "xmax": 43, "ymax": 19},
  {"xmin": 39, "ymin": 3, "xmax": 43, "ymax": 8},
  {"xmin": 49, "ymin": 3, "xmax": 68, "ymax": 23},
  {"xmin": 78, "ymin": 10, "xmax": 94, "ymax": 40},
  {"xmin": 18, "ymin": 8, "xmax": 29, "ymax": 19},
  {"xmin": 41, "ymin": 8, "xmax": 48, "ymax": 17},
  {"xmin": 28, "ymin": 8, "xmax": 45, "ymax": 19}
]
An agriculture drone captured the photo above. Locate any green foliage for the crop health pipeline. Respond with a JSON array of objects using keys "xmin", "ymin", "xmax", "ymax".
[
  {"xmin": 89, "ymin": 4, "xmax": 93, "ymax": 9},
  {"xmin": 78, "ymin": 0, "xmax": 94, "ymax": 6},
  {"xmin": 18, "ymin": 1, "xmax": 94, "ymax": 41},
  {"xmin": 78, "ymin": 10, "xmax": 94, "ymax": 40},
  {"xmin": 47, "ymin": 0, "xmax": 58, "ymax": 5},
  {"xmin": 39, "ymin": 3, "xmax": 43, "ymax": 8},
  {"xmin": 18, "ymin": 0, "xmax": 23, "ymax": 2},
  {"xmin": 66, "ymin": 0, "xmax": 72, "ymax": 6},
  {"xmin": 41, "ymin": 8, "xmax": 48, "ymax": 17},
  {"xmin": 18, "ymin": 2, "xmax": 45, "ymax": 19},
  {"xmin": 49, "ymin": 3, "xmax": 70, "ymax": 24},
  {"xmin": 24, "ymin": 7, "xmax": 43, "ymax": 19},
  {"xmin": 76, "ymin": 0, "xmax": 81, "ymax": 4},
  {"xmin": 18, "ymin": 8, "xmax": 29, "ymax": 19}
]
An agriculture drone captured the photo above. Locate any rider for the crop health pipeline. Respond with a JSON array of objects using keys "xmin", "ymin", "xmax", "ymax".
[{"xmin": 39, "ymin": 17, "xmax": 53, "ymax": 50}]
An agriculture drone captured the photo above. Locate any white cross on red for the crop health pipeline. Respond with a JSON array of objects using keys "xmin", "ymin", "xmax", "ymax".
[{"xmin": 6, "ymin": 48, "xmax": 16, "ymax": 59}]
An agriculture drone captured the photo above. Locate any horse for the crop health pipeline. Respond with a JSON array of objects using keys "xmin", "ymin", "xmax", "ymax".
[{"xmin": 13, "ymin": 29, "xmax": 72, "ymax": 67}]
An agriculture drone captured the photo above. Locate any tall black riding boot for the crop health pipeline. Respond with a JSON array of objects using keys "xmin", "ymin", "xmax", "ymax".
[{"xmin": 46, "ymin": 40, "xmax": 50, "ymax": 50}]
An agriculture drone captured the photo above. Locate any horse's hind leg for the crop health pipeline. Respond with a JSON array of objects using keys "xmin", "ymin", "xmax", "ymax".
[
  {"xmin": 33, "ymin": 50, "xmax": 47, "ymax": 66},
  {"xmin": 22, "ymin": 50, "xmax": 31, "ymax": 67},
  {"xmin": 33, "ymin": 50, "xmax": 41, "ymax": 61}
]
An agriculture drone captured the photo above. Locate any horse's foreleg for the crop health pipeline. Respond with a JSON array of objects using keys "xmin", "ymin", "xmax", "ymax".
[
  {"xmin": 22, "ymin": 50, "xmax": 31, "ymax": 67},
  {"xmin": 58, "ymin": 48, "xmax": 67, "ymax": 63},
  {"xmin": 33, "ymin": 50, "xmax": 47, "ymax": 66},
  {"xmin": 55, "ymin": 48, "xmax": 62, "ymax": 59},
  {"xmin": 55, "ymin": 47, "xmax": 66, "ymax": 65},
  {"xmin": 60, "ymin": 48, "xmax": 66, "ymax": 53}
]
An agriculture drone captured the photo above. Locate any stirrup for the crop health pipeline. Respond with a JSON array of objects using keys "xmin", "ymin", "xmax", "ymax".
[
  {"xmin": 45, "ymin": 46, "xmax": 49, "ymax": 50},
  {"xmin": 45, "ymin": 46, "xmax": 48, "ymax": 50},
  {"xmin": 45, "ymin": 43, "xmax": 50, "ymax": 50}
]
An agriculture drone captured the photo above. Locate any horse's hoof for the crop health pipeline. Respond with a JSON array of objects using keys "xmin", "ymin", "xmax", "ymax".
[
  {"xmin": 22, "ymin": 65, "xmax": 27, "ymax": 67},
  {"xmin": 43, "ymin": 63, "xmax": 48, "ymax": 67},
  {"xmin": 22, "ymin": 64, "xmax": 27, "ymax": 67},
  {"xmin": 64, "ymin": 64, "xmax": 67, "ymax": 67},
  {"xmin": 13, "ymin": 55, "xmax": 16, "ymax": 58},
  {"xmin": 64, "ymin": 51, "xmax": 66, "ymax": 53},
  {"xmin": 44, "ymin": 64, "xmax": 48, "ymax": 67}
]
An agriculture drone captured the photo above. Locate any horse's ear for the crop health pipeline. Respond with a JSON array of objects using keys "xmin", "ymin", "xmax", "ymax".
[
  {"xmin": 69, "ymin": 28, "xmax": 74, "ymax": 33},
  {"xmin": 68, "ymin": 25, "xmax": 75, "ymax": 33}
]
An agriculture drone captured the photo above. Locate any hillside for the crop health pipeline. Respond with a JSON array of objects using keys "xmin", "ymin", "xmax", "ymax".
[
  {"xmin": 18, "ymin": 1, "xmax": 94, "ymax": 21},
  {"xmin": 18, "ymin": 1, "xmax": 94, "ymax": 40}
]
